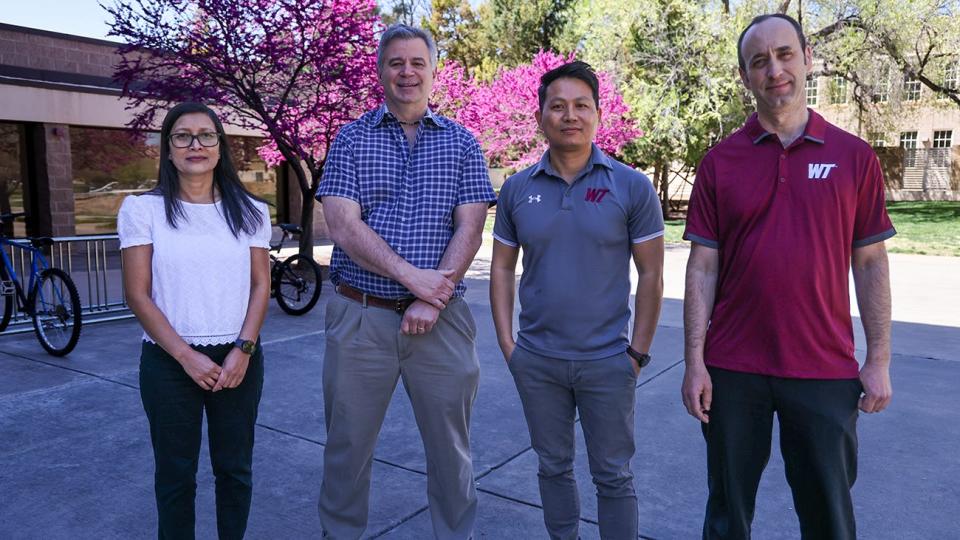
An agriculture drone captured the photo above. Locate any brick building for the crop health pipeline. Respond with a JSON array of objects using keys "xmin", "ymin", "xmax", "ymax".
[
  {"xmin": 809, "ymin": 68, "xmax": 960, "ymax": 200},
  {"xmin": 0, "ymin": 23, "xmax": 308, "ymax": 239}
]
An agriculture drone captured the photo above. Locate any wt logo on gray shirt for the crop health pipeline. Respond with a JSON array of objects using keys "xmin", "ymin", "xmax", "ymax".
[{"xmin": 584, "ymin": 188, "xmax": 610, "ymax": 202}]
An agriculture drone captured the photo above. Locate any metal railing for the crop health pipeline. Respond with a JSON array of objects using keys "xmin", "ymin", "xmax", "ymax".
[{"xmin": 1, "ymin": 234, "xmax": 132, "ymax": 335}]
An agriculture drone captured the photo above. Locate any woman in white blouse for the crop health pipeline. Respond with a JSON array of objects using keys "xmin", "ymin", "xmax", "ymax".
[{"xmin": 118, "ymin": 102, "xmax": 271, "ymax": 539}]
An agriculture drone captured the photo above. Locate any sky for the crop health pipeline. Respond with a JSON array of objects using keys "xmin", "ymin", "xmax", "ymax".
[
  {"xmin": 0, "ymin": 0, "xmax": 485, "ymax": 41},
  {"xmin": 1, "ymin": 0, "xmax": 118, "ymax": 40}
]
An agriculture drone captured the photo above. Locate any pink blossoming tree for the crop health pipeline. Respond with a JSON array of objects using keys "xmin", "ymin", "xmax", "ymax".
[
  {"xmin": 433, "ymin": 50, "xmax": 641, "ymax": 169},
  {"xmin": 106, "ymin": 0, "xmax": 382, "ymax": 253}
]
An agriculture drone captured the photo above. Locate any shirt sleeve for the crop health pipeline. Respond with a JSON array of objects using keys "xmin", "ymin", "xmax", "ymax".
[
  {"xmin": 629, "ymin": 172, "xmax": 665, "ymax": 244},
  {"xmin": 456, "ymin": 133, "xmax": 497, "ymax": 206},
  {"xmin": 316, "ymin": 129, "xmax": 359, "ymax": 202},
  {"xmin": 117, "ymin": 195, "xmax": 152, "ymax": 249},
  {"xmin": 852, "ymin": 153, "xmax": 896, "ymax": 248},
  {"xmin": 492, "ymin": 177, "xmax": 518, "ymax": 247},
  {"xmin": 683, "ymin": 155, "xmax": 720, "ymax": 249},
  {"xmin": 249, "ymin": 202, "xmax": 273, "ymax": 249}
]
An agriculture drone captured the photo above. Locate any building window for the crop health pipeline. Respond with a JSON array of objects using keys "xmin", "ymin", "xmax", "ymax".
[
  {"xmin": 0, "ymin": 122, "xmax": 26, "ymax": 238},
  {"xmin": 933, "ymin": 130, "xmax": 953, "ymax": 148},
  {"xmin": 903, "ymin": 74, "xmax": 922, "ymax": 101},
  {"xmin": 900, "ymin": 131, "xmax": 918, "ymax": 149},
  {"xmin": 868, "ymin": 132, "xmax": 887, "ymax": 147},
  {"xmin": 829, "ymin": 75, "xmax": 847, "ymax": 104},
  {"xmin": 806, "ymin": 76, "xmax": 819, "ymax": 105},
  {"xmin": 68, "ymin": 127, "xmax": 278, "ymax": 234},
  {"xmin": 945, "ymin": 62, "xmax": 959, "ymax": 91},
  {"xmin": 901, "ymin": 131, "xmax": 919, "ymax": 167},
  {"xmin": 873, "ymin": 65, "xmax": 890, "ymax": 103}
]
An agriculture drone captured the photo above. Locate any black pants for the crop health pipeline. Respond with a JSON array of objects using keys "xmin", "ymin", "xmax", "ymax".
[
  {"xmin": 140, "ymin": 341, "xmax": 264, "ymax": 540},
  {"xmin": 702, "ymin": 367, "xmax": 861, "ymax": 540}
]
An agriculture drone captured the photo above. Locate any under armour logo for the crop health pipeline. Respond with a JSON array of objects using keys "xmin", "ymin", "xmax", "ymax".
[
  {"xmin": 528, "ymin": 194, "xmax": 542, "ymax": 203},
  {"xmin": 808, "ymin": 163, "xmax": 838, "ymax": 180},
  {"xmin": 585, "ymin": 188, "xmax": 610, "ymax": 202}
]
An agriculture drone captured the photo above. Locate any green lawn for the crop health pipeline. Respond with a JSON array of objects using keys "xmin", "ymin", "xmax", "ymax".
[
  {"xmin": 487, "ymin": 201, "xmax": 960, "ymax": 257},
  {"xmin": 885, "ymin": 201, "xmax": 960, "ymax": 257}
]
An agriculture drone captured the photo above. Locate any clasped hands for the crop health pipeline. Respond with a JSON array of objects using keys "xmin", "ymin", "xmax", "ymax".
[
  {"xmin": 180, "ymin": 347, "xmax": 250, "ymax": 392},
  {"xmin": 401, "ymin": 267, "xmax": 456, "ymax": 336}
]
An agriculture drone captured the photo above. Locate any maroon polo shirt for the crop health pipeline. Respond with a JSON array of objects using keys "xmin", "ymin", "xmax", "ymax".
[{"xmin": 684, "ymin": 110, "xmax": 895, "ymax": 379}]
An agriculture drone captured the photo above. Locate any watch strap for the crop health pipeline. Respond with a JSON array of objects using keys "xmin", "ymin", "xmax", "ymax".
[
  {"xmin": 626, "ymin": 346, "xmax": 652, "ymax": 368},
  {"xmin": 233, "ymin": 338, "xmax": 256, "ymax": 354}
]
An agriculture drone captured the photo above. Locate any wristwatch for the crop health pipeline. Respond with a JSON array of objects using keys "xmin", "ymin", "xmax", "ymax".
[
  {"xmin": 234, "ymin": 338, "xmax": 256, "ymax": 355},
  {"xmin": 626, "ymin": 347, "xmax": 652, "ymax": 368}
]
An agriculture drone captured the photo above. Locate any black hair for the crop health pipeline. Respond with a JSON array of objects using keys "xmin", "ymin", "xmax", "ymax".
[
  {"xmin": 537, "ymin": 61, "xmax": 600, "ymax": 112},
  {"xmin": 149, "ymin": 102, "xmax": 265, "ymax": 238},
  {"xmin": 737, "ymin": 13, "xmax": 808, "ymax": 72}
]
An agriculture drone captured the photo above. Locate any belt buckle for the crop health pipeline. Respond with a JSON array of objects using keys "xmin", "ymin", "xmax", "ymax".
[{"xmin": 394, "ymin": 299, "xmax": 406, "ymax": 314}]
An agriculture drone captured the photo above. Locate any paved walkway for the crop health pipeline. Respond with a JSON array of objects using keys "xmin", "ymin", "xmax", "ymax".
[{"xmin": 1, "ymin": 242, "xmax": 958, "ymax": 539}]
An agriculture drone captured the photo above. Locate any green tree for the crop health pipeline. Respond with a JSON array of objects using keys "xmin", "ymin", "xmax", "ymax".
[
  {"xmin": 424, "ymin": 0, "xmax": 489, "ymax": 71},
  {"xmin": 563, "ymin": 0, "xmax": 747, "ymax": 216},
  {"xmin": 379, "ymin": 0, "xmax": 431, "ymax": 25},
  {"xmin": 482, "ymin": 0, "xmax": 576, "ymax": 67},
  {"xmin": 804, "ymin": 0, "xmax": 960, "ymax": 141}
]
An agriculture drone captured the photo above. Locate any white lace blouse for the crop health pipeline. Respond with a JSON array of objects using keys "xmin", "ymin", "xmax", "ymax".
[{"xmin": 117, "ymin": 194, "xmax": 272, "ymax": 346}]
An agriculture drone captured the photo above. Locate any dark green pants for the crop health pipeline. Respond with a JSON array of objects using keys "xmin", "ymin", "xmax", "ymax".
[{"xmin": 139, "ymin": 340, "xmax": 264, "ymax": 540}]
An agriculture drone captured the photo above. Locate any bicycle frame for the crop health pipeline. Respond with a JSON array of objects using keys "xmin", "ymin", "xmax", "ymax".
[{"xmin": 1, "ymin": 238, "xmax": 51, "ymax": 314}]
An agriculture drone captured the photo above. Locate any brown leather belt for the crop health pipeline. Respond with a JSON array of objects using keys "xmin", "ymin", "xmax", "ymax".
[{"xmin": 336, "ymin": 283, "xmax": 416, "ymax": 314}]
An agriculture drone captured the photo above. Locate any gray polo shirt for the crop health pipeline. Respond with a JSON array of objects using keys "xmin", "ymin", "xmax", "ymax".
[{"xmin": 493, "ymin": 145, "xmax": 664, "ymax": 361}]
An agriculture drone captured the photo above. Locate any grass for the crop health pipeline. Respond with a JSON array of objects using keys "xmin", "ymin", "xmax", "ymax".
[
  {"xmin": 884, "ymin": 201, "xmax": 960, "ymax": 257},
  {"xmin": 485, "ymin": 201, "xmax": 960, "ymax": 257}
]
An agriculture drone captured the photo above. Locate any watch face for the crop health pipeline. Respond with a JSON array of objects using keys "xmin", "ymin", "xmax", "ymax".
[{"xmin": 242, "ymin": 341, "xmax": 255, "ymax": 354}]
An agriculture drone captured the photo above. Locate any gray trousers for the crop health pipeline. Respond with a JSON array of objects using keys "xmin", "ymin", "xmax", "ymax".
[
  {"xmin": 508, "ymin": 346, "xmax": 639, "ymax": 540},
  {"xmin": 319, "ymin": 293, "xmax": 480, "ymax": 540}
]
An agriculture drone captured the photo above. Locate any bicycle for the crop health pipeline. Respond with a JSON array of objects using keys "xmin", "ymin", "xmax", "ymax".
[
  {"xmin": 270, "ymin": 223, "xmax": 323, "ymax": 315},
  {"xmin": 0, "ymin": 212, "xmax": 82, "ymax": 356}
]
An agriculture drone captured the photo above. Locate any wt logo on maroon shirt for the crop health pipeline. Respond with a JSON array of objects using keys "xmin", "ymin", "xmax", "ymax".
[
  {"xmin": 808, "ymin": 163, "xmax": 838, "ymax": 180},
  {"xmin": 585, "ymin": 188, "xmax": 610, "ymax": 202}
]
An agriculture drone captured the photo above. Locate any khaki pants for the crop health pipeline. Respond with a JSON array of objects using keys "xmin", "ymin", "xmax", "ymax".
[{"xmin": 319, "ymin": 293, "xmax": 480, "ymax": 540}]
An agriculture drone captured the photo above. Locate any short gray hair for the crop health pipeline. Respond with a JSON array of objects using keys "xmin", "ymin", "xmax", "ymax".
[{"xmin": 377, "ymin": 24, "xmax": 438, "ymax": 72}]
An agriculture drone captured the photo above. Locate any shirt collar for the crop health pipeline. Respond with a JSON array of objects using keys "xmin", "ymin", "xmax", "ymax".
[
  {"xmin": 372, "ymin": 103, "xmax": 448, "ymax": 129},
  {"xmin": 530, "ymin": 143, "xmax": 613, "ymax": 179},
  {"xmin": 744, "ymin": 108, "xmax": 827, "ymax": 145}
]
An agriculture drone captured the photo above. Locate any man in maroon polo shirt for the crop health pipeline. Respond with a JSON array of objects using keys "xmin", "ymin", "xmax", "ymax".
[{"xmin": 682, "ymin": 13, "xmax": 895, "ymax": 540}]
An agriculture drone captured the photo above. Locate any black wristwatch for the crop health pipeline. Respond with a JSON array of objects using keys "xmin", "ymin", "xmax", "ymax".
[
  {"xmin": 626, "ymin": 347, "xmax": 652, "ymax": 368},
  {"xmin": 234, "ymin": 338, "xmax": 256, "ymax": 355}
]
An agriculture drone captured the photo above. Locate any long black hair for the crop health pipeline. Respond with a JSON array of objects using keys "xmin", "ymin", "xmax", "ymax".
[{"xmin": 149, "ymin": 102, "xmax": 266, "ymax": 238}]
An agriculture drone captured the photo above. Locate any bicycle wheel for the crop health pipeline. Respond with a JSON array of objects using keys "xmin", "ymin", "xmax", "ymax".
[
  {"xmin": 274, "ymin": 254, "xmax": 322, "ymax": 315},
  {"xmin": 0, "ymin": 264, "xmax": 12, "ymax": 332},
  {"xmin": 29, "ymin": 268, "xmax": 82, "ymax": 356}
]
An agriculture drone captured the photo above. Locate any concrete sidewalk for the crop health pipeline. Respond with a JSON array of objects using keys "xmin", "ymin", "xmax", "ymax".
[{"xmin": 1, "ymin": 246, "xmax": 958, "ymax": 539}]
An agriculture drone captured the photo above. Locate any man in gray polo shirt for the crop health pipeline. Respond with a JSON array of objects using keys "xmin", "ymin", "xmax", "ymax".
[{"xmin": 490, "ymin": 61, "xmax": 664, "ymax": 539}]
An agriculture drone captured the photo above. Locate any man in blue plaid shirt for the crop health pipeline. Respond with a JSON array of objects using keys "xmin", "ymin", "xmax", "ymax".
[{"xmin": 316, "ymin": 24, "xmax": 496, "ymax": 540}]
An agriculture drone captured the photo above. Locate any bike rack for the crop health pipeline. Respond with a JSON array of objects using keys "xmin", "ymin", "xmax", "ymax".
[{"xmin": 1, "ymin": 234, "xmax": 134, "ymax": 335}]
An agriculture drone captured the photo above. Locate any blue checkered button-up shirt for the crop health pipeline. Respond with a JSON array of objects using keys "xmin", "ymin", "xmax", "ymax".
[{"xmin": 317, "ymin": 105, "xmax": 496, "ymax": 298}]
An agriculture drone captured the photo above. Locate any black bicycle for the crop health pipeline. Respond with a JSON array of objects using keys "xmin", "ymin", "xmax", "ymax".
[
  {"xmin": 0, "ymin": 212, "xmax": 82, "ymax": 356},
  {"xmin": 270, "ymin": 223, "xmax": 322, "ymax": 315}
]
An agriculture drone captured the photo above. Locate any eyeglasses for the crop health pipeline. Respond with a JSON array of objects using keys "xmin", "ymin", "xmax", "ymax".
[{"xmin": 169, "ymin": 132, "xmax": 220, "ymax": 148}]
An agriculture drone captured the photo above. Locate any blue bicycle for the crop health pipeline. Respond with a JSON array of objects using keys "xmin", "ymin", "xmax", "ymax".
[{"xmin": 0, "ymin": 212, "xmax": 82, "ymax": 356}]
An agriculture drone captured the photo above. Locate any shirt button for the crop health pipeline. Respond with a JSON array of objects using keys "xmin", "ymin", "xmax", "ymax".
[{"xmin": 779, "ymin": 177, "xmax": 786, "ymax": 183}]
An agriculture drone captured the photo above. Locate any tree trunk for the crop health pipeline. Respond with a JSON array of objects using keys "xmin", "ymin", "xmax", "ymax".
[
  {"xmin": 299, "ymin": 193, "xmax": 315, "ymax": 259},
  {"xmin": 281, "ymin": 155, "xmax": 314, "ymax": 260},
  {"xmin": 657, "ymin": 161, "xmax": 671, "ymax": 220}
]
